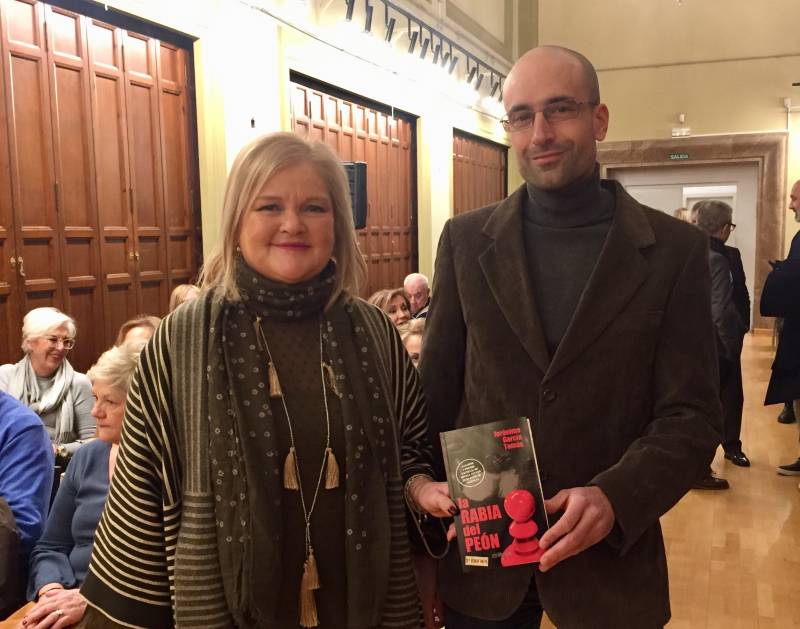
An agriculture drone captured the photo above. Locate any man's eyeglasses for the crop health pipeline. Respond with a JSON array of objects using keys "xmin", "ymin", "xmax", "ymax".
[
  {"xmin": 500, "ymin": 99, "xmax": 598, "ymax": 133},
  {"xmin": 727, "ymin": 222, "xmax": 737, "ymax": 231},
  {"xmin": 43, "ymin": 336, "xmax": 75, "ymax": 350}
]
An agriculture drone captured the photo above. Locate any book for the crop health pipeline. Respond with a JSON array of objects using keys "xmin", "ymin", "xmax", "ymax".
[{"xmin": 440, "ymin": 417, "xmax": 549, "ymax": 571}]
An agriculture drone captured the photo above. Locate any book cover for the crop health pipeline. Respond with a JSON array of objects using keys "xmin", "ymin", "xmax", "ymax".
[{"xmin": 440, "ymin": 417, "xmax": 549, "ymax": 571}]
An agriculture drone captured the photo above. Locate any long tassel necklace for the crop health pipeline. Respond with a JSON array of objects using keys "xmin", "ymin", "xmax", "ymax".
[{"xmin": 253, "ymin": 315, "xmax": 341, "ymax": 628}]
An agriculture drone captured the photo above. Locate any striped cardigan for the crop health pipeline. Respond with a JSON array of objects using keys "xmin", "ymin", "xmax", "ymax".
[{"xmin": 78, "ymin": 294, "xmax": 432, "ymax": 628}]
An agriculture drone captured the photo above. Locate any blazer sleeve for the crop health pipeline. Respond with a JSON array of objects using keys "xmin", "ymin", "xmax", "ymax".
[
  {"xmin": 418, "ymin": 221, "xmax": 467, "ymax": 478},
  {"xmin": 590, "ymin": 233, "xmax": 723, "ymax": 551}
]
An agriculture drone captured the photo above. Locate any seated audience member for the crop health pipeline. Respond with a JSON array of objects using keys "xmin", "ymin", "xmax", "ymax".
[
  {"xmin": 0, "ymin": 308, "xmax": 94, "ymax": 456},
  {"xmin": 23, "ymin": 341, "xmax": 145, "ymax": 628},
  {"xmin": 113, "ymin": 315, "xmax": 161, "ymax": 347},
  {"xmin": 0, "ymin": 392, "xmax": 53, "ymax": 619},
  {"xmin": 404, "ymin": 273, "xmax": 431, "ymax": 318},
  {"xmin": 168, "ymin": 283, "xmax": 201, "ymax": 312},
  {"xmin": 672, "ymin": 207, "xmax": 688, "ymax": 221},
  {"xmin": 368, "ymin": 288, "xmax": 412, "ymax": 326},
  {"xmin": 399, "ymin": 318, "xmax": 425, "ymax": 368}
]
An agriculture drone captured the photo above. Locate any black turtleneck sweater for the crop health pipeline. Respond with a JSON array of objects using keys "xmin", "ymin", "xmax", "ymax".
[{"xmin": 523, "ymin": 166, "xmax": 616, "ymax": 356}]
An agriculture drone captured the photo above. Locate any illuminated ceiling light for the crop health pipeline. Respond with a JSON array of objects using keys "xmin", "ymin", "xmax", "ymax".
[
  {"xmin": 345, "ymin": 0, "xmax": 355, "ymax": 21},
  {"xmin": 420, "ymin": 37, "xmax": 430, "ymax": 60},
  {"xmin": 407, "ymin": 30, "xmax": 418, "ymax": 54},
  {"xmin": 384, "ymin": 16, "xmax": 396, "ymax": 42},
  {"xmin": 364, "ymin": 1, "xmax": 373, "ymax": 33}
]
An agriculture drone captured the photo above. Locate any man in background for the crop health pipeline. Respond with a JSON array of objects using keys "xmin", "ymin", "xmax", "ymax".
[{"xmin": 404, "ymin": 272, "xmax": 431, "ymax": 318}]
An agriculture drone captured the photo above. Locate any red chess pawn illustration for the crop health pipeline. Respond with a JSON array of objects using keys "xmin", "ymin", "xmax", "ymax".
[{"xmin": 501, "ymin": 489, "xmax": 544, "ymax": 566}]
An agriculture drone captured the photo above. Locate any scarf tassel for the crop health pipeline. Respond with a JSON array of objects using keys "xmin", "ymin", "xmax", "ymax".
[
  {"xmin": 268, "ymin": 361, "xmax": 283, "ymax": 398},
  {"xmin": 283, "ymin": 446, "xmax": 299, "ymax": 490},
  {"xmin": 299, "ymin": 549, "xmax": 320, "ymax": 627},
  {"xmin": 324, "ymin": 447, "xmax": 339, "ymax": 489}
]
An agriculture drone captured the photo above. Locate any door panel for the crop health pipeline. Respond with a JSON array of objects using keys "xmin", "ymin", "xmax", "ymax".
[
  {"xmin": 87, "ymin": 18, "xmax": 135, "ymax": 343},
  {"xmin": 45, "ymin": 4, "xmax": 103, "ymax": 368},
  {"xmin": 124, "ymin": 31, "xmax": 167, "ymax": 315},
  {"xmin": 0, "ymin": 7, "xmax": 21, "ymax": 365},
  {"xmin": 158, "ymin": 43, "xmax": 194, "ymax": 290},
  {"xmin": 1, "ymin": 0, "xmax": 61, "ymax": 313}
]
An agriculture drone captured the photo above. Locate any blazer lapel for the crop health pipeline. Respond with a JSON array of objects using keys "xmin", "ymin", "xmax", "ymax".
[
  {"xmin": 479, "ymin": 187, "xmax": 551, "ymax": 375},
  {"xmin": 546, "ymin": 182, "xmax": 656, "ymax": 381}
]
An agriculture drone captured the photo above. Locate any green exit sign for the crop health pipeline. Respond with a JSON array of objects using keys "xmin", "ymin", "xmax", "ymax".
[{"xmin": 669, "ymin": 152, "xmax": 689, "ymax": 161}]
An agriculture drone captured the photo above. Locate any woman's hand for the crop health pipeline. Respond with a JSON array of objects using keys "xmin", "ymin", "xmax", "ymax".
[
  {"xmin": 23, "ymin": 587, "xmax": 87, "ymax": 628},
  {"xmin": 408, "ymin": 478, "xmax": 457, "ymax": 518}
]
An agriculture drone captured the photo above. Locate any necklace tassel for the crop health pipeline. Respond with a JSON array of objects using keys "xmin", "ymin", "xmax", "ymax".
[
  {"xmin": 268, "ymin": 361, "xmax": 283, "ymax": 397},
  {"xmin": 283, "ymin": 446, "xmax": 299, "ymax": 490},
  {"xmin": 299, "ymin": 549, "xmax": 320, "ymax": 627},
  {"xmin": 324, "ymin": 447, "xmax": 339, "ymax": 489}
]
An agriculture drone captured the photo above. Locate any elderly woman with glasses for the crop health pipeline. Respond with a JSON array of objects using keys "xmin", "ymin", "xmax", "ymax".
[
  {"xmin": 76, "ymin": 132, "xmax": 454, "ymax": 629},
  {"xmin": 22, "ymin": 340, "xmax": 146, "ymax": 629},
  {"xmin": 0, "ymin": 308, "xmax": 94, "ymax": 456}
]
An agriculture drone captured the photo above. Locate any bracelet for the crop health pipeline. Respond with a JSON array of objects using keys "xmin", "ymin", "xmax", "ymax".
[{"xmin": 403, "ymin": 473, "xmax": 434, "ymax": 514}]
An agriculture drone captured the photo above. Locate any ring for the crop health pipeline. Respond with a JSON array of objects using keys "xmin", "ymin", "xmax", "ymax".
[{"xmin": 54, "ymin": 609, "xmax": 63, "ymax": 617}]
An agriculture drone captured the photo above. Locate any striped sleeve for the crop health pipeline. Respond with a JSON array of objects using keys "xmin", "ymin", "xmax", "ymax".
[
  {"xmin": 79, "ymin": 319, "xmax": 180, "ymax": 629},
  {"xmin": 367, "ymin": 306, "xmax": 435, "ymax": 482}
]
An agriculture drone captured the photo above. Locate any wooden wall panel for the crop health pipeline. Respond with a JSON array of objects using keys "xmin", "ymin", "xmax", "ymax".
[
  {"xmin": 453, "ymin": 131, "xmax": 507, "ymax": 215},
  {"xmin": 291, "ymin": 82, "xmax": 416, "ymax": 297}
]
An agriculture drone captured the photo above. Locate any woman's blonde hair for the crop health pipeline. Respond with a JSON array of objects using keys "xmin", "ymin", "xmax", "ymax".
[
  {"xmin": 87, "ymin": 339, "xmax": 147, "ymax": 394},
  {"xmin": 399, "ymin": 317, "xmax": 425, "ymax": 343},
  {"xmin": 21, "ymin": 307, "xmax": 76, "ymax": 352},
  {"xmin": 367, "ymin": 288, "xmax": 409, "ymax": 314},
  {"xmin": 200, "ymin": 132, "xmax": 367, "ymax": 304},
  {"xmin": 168, "ymin": 284, "xmax": 200, "ymax": 312}
]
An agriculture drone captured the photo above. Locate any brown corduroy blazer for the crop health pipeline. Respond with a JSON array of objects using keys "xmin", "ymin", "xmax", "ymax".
[{"xmin": 420, "ymin": 181, "xmax": 722, "ymax": 629}]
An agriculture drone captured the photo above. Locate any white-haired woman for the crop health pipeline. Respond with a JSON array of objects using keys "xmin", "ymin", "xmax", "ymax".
[
  {"xmin": 23, "ymin": 340, "xmax": 146, "ymax": 629},
  {"xmin": 0, "ymin": 308, "xmax": 94, "ymax": 456},
  {"xmin": 77, "ymin": 132, "xmax": 454, "ymax": 629}
]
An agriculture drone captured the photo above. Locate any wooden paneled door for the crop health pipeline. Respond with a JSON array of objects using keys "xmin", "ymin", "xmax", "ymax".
[
  {"xmin": 453, "ymin": 130, "xmax": 508, "ymax": 215},
  {"xmin": 0, "ymin": 0, "xmax": 197, "ymax": 370},
  {"xmin": 290, "ymin": 80, "xmax": 417, "ymax": 297}
]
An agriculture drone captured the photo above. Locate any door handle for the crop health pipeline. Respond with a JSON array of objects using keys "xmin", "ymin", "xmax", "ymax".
[
  {"xmin": 9, "ymin": 256, "xmax": 16, "ymax": 269},
  {"xmin": 17, "ymin": 256, "xmax": 25, "ymax": 278}
]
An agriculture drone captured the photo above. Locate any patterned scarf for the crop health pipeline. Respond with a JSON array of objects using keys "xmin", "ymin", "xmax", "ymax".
[
  {"xmin": 207, "ymin": 258, "xmax": 411, "ymax": 628},
  {"xmin": 6, "ymin": 354, "xmax": 76, "ymax": 444}
]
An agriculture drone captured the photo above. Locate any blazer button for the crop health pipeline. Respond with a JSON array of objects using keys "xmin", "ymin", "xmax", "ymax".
[{"xmin": 542, "ymin": 388, "xmax": 557, "ymax": 402}]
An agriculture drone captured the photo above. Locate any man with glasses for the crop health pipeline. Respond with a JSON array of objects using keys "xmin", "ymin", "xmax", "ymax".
[
  {"xmin": 420, "ymin": 46, "xmax": 721, "ymax": 628},
  {"xmin": 694, "ymin": 200, "xmax": 750, "ymax": 479}
]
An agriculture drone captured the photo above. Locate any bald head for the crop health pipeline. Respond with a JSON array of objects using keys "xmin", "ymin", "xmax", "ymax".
[
  {"xmin": 790, "ymin": 180, "xmax": 800, "ymax": 223},
  {"xmin": 504, "ymin": 46, "xmax": 600, "ymax": 106}
]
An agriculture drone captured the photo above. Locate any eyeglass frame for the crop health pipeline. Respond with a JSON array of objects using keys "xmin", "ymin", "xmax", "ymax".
[
  {"xmin": 727, "ymin": 222, "xmax": 737, "ymax": 231},
  {"xmin": 41, "ymin": 335, "xmax": 76, "ymax": 350},
  {"xmin": 500, "ymin": 98, "xmax": 600, "ymax": 133}
]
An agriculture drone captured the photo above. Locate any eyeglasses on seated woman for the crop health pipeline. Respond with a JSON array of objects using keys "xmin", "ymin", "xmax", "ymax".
[{"xmin": 0, "ymin": 308, "xmax": 95, "ymax": 458}]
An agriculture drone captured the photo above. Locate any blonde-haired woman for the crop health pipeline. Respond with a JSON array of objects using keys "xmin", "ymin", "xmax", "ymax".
[
  {"xmin": 78, "ymin": 132, "xmax": 454, "ymax": 629},
  {"xmin": 23, "ymin": 340, "xmax": 145, "ymax": 629},
  {"xmin": 367, "ymin": 288, "xmax": 411, "ymax": 327},
  {"xmin": 168, "ymin": 284, "xmax": 200, "ymax": 312},
  {"xmin": 0, "ymin": 307, "xmax": 94, "ymax": 455},
  {"xmin": 399, "ymin": 318, "xmax": 425, "ymax": 368}
]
